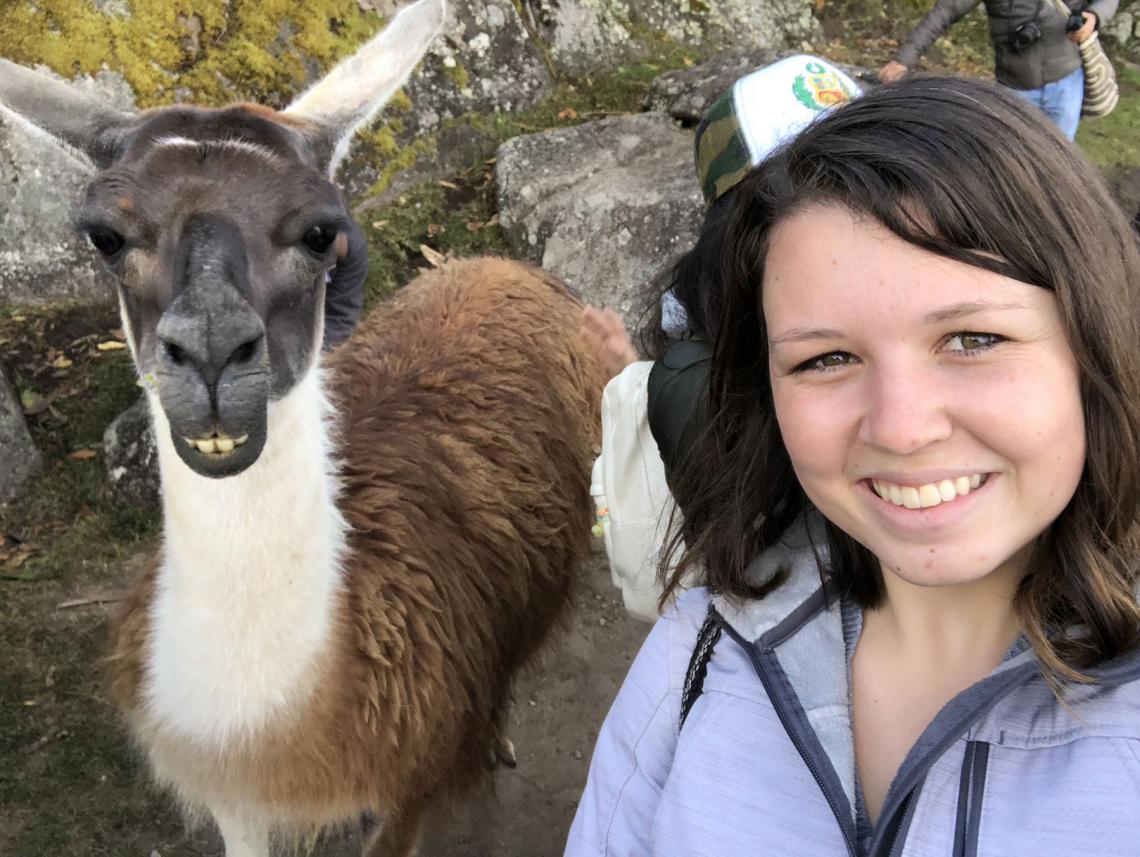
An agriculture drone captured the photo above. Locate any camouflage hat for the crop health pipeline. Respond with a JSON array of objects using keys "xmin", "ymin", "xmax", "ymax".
[{"xmin": 694, "ymin": 55, "xmax": 861, "ymax": 205}]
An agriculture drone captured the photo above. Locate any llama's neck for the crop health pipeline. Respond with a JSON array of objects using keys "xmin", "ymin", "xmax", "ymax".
[{"xmin": 144, "ymin": 368, "xmax": 348, "ymax": 745}]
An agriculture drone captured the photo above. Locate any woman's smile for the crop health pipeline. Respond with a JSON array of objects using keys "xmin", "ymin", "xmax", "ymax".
[
  {"xmin": 857, "ymin": 471, "xmax": 998, "ymax": 534},
  {"xmin": 869, "ymin": 472, "xmax": 986, "ymax": 509}
]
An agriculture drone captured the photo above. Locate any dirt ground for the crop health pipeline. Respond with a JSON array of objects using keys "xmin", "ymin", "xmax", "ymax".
[{"xmin": 0, "ymin": 545, "xmax": 650, "ymax": 857}]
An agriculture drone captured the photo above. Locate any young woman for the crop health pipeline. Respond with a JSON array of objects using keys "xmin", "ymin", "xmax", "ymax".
[{"xmin": 566, "ymin": 76, "xmax": 1140, "ymax": 856}]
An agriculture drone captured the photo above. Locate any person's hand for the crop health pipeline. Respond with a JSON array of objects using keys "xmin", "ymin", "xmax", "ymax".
[
  {"xmin": 1069, "ymin": 10, "xmax": 1097, "ymax": 43},
  {"xmin": 581, "ymin": 305, "xmax": 639, "ymax": 379},
  {"xmin": 878, "ymin": 61, "xmax": 909, "ymax": 83}
]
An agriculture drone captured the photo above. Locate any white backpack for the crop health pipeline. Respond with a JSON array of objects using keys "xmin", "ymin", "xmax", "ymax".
[{"xmin": 590, "ymin": 361, "xmax": 684, "ymax": 622}]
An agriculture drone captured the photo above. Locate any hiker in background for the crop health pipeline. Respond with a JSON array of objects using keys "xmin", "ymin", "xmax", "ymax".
[
  {"xmin": 584, "ymin": 56, "xmax": 860, "ymax": 621},
  {"xmin": 878, "ymin": 0, "xmax": 1117, "ymax": 139},
  {"xmin": 567, "ymin": 76, "xmax": 1140, "ymax": 856}
]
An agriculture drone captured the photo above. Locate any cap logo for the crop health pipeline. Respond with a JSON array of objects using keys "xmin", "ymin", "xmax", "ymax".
[{"xmin": 793, "ymin": 61, "xmax": 855, "ymax": 112}]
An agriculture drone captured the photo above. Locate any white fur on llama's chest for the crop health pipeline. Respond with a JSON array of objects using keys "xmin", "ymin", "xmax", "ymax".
[{"xmin": 143, "ymin": 371, "xmax": 348, "ymax": 744}]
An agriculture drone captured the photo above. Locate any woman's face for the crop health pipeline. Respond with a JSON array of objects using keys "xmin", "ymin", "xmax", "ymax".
[{"xmin": 764, "ymin": 204, "xmax": 1086, "ymax": 590}]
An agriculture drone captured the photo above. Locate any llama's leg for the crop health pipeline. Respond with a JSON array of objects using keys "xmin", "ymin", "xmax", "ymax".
[
  {"xmin": 361, "ymin": 799, "xmax": 427, "ymax": 857},
  {"xmin": 486, "ymin": 732, "xmax": 516, "ymax": 769},
  {"xmin": 214, "ymin": 811, "xmax": 270, "ymax": 857}
]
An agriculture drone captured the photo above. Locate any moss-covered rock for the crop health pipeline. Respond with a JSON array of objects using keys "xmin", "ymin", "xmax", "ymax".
[
  {"xmin": 0, "ymin": 0, "xmax": 381, "ymax": 108},
  {"xmin": 527, "ymin": 0, "xmax": 823, "ymax": 76}
]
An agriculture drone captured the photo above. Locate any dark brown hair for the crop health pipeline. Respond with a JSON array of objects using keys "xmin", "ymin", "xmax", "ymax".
[{"xmin": 663, "ymin": 76, "xmax": 1140, "ymax": 680}]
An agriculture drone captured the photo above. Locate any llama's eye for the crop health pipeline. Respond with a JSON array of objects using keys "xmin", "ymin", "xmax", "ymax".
[
  {"xmin": 87, "ymin": 227, "xmax": 125, "ymax": 258},
  {"xmin": 302, "ymin": 224, "xmax": 337, "ymax": 255}
]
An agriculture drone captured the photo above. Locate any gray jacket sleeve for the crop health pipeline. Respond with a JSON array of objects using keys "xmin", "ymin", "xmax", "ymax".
[
  {"xmin": 895, "ymin": 0, "xmax": 983, "ymax": 68},
  {"xmin": 322, "ymin": 217, "xmax": 367, "ymax": 351},
  {"xmin": 1085, "ymin": 0, "xmax": 1117, "ymax": 26}
]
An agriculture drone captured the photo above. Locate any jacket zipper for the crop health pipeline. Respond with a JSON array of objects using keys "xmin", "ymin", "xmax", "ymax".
[{"xmin": 744, "ymin": 641, "xmax": 859, "ymax": 857}]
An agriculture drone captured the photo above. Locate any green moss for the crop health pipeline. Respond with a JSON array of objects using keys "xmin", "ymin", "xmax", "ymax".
[
  {"xmin": 0, "ymin": 0, "xmax": 384, "ymax": 108},
  {"xmin": 444, "ymin": 61, "xmax": 471, "ymax": 90},
  {"xmin": 388, "ymin": 87, "xmax": 414, "ymax": 113},
  {"xmin": 363, "ymin": 132, "xmax": 440, "ymax": 198}
]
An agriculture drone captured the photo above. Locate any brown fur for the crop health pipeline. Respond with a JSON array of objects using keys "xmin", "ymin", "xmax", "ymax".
[{"xmin": 106, "ymin": 258, "xmax": 605, "ymax": 849}]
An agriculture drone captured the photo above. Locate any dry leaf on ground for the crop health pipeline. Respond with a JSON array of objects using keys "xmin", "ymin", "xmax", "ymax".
[
  {"xmin": 57, "ymin": 590, "xmax": 128, "ymax": 609},
  {"xmin": 420, "ymin": 245, "xmax": 446, "ymax": 267}
]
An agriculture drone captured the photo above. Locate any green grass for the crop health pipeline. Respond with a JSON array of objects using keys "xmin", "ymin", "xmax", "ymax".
[{"xmin": 1077, "ymin": 64, "xmax": 1140, "ymax": 171}]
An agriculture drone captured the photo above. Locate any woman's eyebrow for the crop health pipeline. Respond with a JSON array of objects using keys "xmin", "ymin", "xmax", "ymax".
[
  {"xmin": 769, "ymin": 327, "xmax": 845, "ymax": 346},
  {"xmin": 922, "ymin": 300, "xmax": 1026, "ymax": 324}
]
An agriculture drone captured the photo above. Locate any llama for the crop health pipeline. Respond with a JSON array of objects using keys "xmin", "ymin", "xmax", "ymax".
[{"xmin": 0, "ymin": 1, "xmax": 606, "ymax": 854}]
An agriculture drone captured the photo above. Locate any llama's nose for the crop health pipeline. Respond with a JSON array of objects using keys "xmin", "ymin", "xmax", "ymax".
[
  {"xmin": 159, "ymin": 211, "xmax": 267, "ymax": 388},
  {"xmin": 156, "ymin": 303, "xmax": 267, "ymax": 390}
]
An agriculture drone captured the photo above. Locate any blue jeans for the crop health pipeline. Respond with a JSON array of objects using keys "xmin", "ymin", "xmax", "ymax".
[{"xmin": 1009, "ymin": 66, "xmax": 1084, "ymax": 139}]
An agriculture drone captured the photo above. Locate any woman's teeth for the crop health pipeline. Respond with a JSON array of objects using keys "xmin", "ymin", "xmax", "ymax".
[{"xmin": 871, "ymin": 474, "xmax": 985, "ymax": 509}]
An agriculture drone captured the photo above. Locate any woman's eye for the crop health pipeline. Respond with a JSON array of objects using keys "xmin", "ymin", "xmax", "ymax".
[
  {"xmin": 944, "ymin": 332, "xmax": 1005, "ymax": 353},
  {"xmin": 87, "ymin": 227, "xmax": 125, "ymax": 258},
  {"xmin": 794, "ymin": 351, "xmax": 854, "ymax": 373},
  {"xmin": 302, "ymin": 224, "xmax": 338, "ymax": 254}
]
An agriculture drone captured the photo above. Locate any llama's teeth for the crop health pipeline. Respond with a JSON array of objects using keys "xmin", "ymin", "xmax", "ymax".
[
  {"xmin": 235, "ymin": 434, "xmax": 249, "ymax": 446},
  {"xmin": 195, "ymin": 438, "xmax": 217, "ymax": 454},
  {"xmin": 215, "ymin": 437, "xmax": 234, "ymax": 453}
]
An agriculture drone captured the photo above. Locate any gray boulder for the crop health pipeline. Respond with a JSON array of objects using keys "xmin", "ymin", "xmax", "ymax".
[
  {"xmin": 529, "ymin": 0, "xmax": 822, "ymax": 76},
  {"xmin": 104, "ymin": 396, "xmax": 160, "ymax": 509},
  {"xmin": 644, "ymin": 48, "xmax": 781, "ymax": 123},
  {"xmin": 496, "ymin": 112, "xmax": 703, "ymax": 325},
  {"xmin": 645, "ymin": 49, "xmax": 876, "ymax": 123},
  {"xmin": 1102, "ymin": 0, "xmax": 1139, "ymax": 60},
  {"xmin": 0, "ymin": 366, "xmax": 43, "ymax": 505}
]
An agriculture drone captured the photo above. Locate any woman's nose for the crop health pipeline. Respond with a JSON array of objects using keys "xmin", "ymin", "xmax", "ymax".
[{"xmin": 858, "ymin": 364, "xmax": 953, "ymax": 455}]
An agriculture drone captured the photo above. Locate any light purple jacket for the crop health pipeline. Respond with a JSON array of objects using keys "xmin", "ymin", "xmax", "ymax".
[{"xmin": 566, "ymin": 520, "xmax": 1140, "ymax": 856}]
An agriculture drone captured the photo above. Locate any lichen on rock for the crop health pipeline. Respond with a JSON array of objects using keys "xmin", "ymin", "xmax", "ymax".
[{"xmin": 0, "ymin": 0, "xmax": 383, "ymax": 108}]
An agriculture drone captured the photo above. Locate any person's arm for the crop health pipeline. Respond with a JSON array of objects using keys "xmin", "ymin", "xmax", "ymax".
[
  {"xmin": 1084, "ymin": 0, "xmax": 1117, "ymax": 26},
  {"xmin": 880, "ymin": 0, "xmax": 982, "ymax": 81},
  {"xmin": 581, "ymin": 305, "xmax": 639, "ymax": 379},
  {"xmin": 323, "ymin": 217, "xmax": 368, "ymax": 351},
  {"xmin": 647, "ymin": 340, "xmax": 711, "ymax": 504},
  {"xmin": 1073, "ymin": 0, "xmax": 1117, "ymax": 41}
]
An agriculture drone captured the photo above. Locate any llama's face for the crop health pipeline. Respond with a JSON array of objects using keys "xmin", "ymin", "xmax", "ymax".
[
  {"xmin": 0, "ymin": 0, "xmax": 445, "ymax": 478},
  {"xmin": 77, "ymin": 107, "xmax": 347, "ymax": 477}
]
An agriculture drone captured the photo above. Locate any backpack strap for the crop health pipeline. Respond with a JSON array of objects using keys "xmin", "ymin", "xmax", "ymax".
[{"xmin": 679, "ymin": 601, "xmax": 722, "ymax": 730}]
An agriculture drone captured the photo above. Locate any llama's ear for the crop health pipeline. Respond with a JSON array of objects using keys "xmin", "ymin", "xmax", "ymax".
[
  {"xmin": 0, "ymin": 59, "xmax": 136, "ymax": 171},
  {"xmin": 282, "ymin": 0, "xmax": 446, "ymax": 177}
]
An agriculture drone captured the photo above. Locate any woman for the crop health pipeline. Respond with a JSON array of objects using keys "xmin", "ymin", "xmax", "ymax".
[{"xmin": 566, "ymin": 76, "xmax": 1140, "ymax": 856}]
